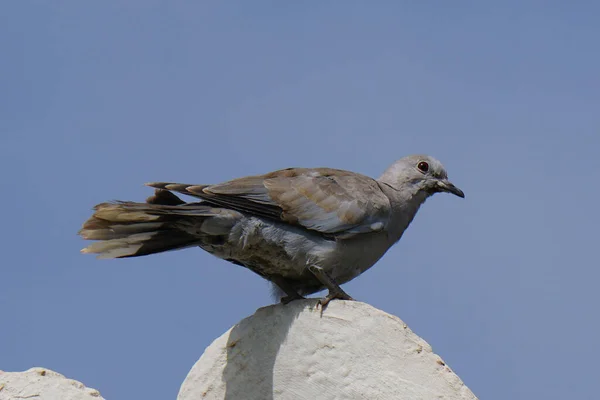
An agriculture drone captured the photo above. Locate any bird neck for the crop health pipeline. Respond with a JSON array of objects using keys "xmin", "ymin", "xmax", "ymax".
[{"xmin": 378, "ymin": 181, "xmax": 430, "ymax": 243}]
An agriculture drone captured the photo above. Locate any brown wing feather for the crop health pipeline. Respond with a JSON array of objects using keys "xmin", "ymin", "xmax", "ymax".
[
  {"xmin": 146, "ymin": 167, "xmax": 390, "ymax": 236},
  {"xmin": 146, "ymin": 180, "xmax": 282, "ymax": 220}
]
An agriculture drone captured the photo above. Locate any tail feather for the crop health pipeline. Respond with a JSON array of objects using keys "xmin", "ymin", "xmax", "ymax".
[
  {"xmin": 79, "ymin": 191, "xmax": 212, "ymax": 259},
  {"xmin": 146, "ymin": 188, "xmax": 186, "ymax": 206},
  {"xmin": 82, "ymin": 232, "xmax": 175, "ymax": 259}
]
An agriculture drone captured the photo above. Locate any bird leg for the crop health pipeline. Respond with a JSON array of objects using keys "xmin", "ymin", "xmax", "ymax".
[
  {"xmin": 307, "ymin": 265, "xmax": 354, "ymax": 307},
  {"xmin": 281, "ymin": 293, "xmax": 305, "ymax": 305},
  {"xmin": 272, "ymin": 277, "xmax": 306, "ymax": 304}
]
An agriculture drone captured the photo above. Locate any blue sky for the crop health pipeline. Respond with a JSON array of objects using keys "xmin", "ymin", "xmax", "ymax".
[{"xmin": 1, "ymin": 2, "xmax": 599, "ymax": 399}]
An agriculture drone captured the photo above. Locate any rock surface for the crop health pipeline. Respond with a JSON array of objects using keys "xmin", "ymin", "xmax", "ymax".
[
  {"xmin": 178, "ymin": 300, "xmax": 477, "ymax": 400},
  {"xmin": 0, "ymin": 368, "xmax": 103, "ymax": 400}
]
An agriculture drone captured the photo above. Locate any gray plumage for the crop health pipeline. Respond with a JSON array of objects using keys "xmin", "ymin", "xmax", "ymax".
[{"xmin": 79, "ymin": 155, "xmax": 464, "ymax": 305}]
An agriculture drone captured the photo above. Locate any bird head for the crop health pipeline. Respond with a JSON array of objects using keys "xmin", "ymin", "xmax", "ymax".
[{"xmin": 379, "ymin": 155, "xmax": 465, "ymax": 199}]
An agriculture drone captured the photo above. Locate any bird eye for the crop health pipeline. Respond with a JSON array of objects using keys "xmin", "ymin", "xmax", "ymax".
[{"xmin": 417, "ymin": 161, "xmax": 429, "ymax": 173}]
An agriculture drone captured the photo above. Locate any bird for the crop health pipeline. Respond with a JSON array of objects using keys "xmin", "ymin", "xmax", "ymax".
[{"xmin": 79, "ymin": 154, "xmax": 464, "ymax": 306}]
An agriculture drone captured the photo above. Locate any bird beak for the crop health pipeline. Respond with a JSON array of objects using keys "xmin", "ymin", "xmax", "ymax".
[{"xmin": 436, "ymin": 179, "xmax": 465, "ymax": 198}]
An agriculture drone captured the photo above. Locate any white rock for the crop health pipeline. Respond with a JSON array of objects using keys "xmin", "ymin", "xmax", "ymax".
[
  {"xmin": 178, "ymin": 300, "xmax": 477, "ymax": 400},
  {"xmin": 0, "ymin": 368, "xmax": 103, "ymax": 400}
]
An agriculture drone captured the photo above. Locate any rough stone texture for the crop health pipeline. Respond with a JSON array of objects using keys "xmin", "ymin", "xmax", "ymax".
[
  {"xmin": 0, "ymin": 368, "xmax": 103, "ymax": 400},
  {"xmin": 178, "ymin": 300, "xmax": 477, "ymax": 400}
]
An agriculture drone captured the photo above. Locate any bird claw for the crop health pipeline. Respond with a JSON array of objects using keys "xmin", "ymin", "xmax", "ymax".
[{"xmin": 318, "ymin": 290, "xmax": 354, "ymax": 308}]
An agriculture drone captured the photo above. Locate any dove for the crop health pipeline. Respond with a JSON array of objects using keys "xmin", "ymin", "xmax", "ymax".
[{"xmin": 79, "ymin": 155, "xmax": 464, "ymax": 305}]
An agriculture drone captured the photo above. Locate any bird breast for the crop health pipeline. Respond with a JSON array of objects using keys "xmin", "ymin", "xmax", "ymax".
[{"xmin": 203, "ymin": 216, "xmax": 393, "ymax": 284}]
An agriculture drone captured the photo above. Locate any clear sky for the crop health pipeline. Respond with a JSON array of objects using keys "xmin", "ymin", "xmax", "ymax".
[{"xmin": 1, "ymin": 2, "xmax": 599, "ymax": 399}]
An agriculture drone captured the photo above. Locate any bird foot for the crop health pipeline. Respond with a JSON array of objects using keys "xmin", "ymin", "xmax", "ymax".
[
  {"xmin": 318, "ymin": 289, "xmax": 354, "ymax": 309},
  {"xmin": 307, "ymin": 265, "xmax": 354, "ymax": 309}
]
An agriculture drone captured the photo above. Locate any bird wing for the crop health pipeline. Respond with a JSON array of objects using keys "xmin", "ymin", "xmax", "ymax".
[{"xmin": 147, "ymin": 168, "xmax": 391, "ymax": 237}]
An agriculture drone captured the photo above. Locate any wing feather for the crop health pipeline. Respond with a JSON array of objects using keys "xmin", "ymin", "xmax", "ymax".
[{"xmin": 146, "ymin": 168, "xmax": 390, "ymax": 237}]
